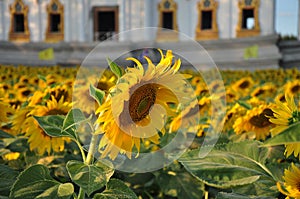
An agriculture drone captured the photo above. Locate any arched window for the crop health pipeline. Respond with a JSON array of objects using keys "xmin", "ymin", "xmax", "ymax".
[
  {"xmin": 157, "ymin": 0, "xmax": 178, "ymax": 41},
  {"xmin": 45, "ymin": 0, "xmax": 64, "ymax": 42},
  {"xmin": 236, "ymin": 0, "xmax": 260, "ymax": 38},
  {"xmin": 196, "ymin": 0, "xmax": 219, "ymax": 40},
  {"xmin": 9, "ymin": 0, "xmax": 30, "ymax": 42}
]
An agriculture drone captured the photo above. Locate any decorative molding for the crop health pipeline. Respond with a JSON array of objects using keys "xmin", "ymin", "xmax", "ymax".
[
  {"xmin": 9, "ymin": 0, "xmax": 30, "ymax": 42},
  {"xmin": 156, "ymin": 0, "xmax": 178, "ymax": 42},
  {"xmin": 195, "ymin": 0, "xmax": 219, "ymax": 40},
  {"xmin": 236, "ymin": 0, "xmax": 260, "ymax": 38},
  {"xmin": 45, "ymin": 0, "xmax": 64, "ymax": 42}
]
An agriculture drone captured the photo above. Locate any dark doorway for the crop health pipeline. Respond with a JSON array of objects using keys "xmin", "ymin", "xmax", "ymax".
[
  {"xmin": 201, "ymin": 10, "xmax": 212, "ymax": 30},
  {"xmin": 242, "ymin": 9, "xmax": 254, "ymax": 29},
  {"xmin": 93, "ymin": 6, "xmax": 118, "ymax": 41},
  {"xmin": 50, "ymin": 14, "xmax": 61, "ymax": 32},
  {"xmin": 14, "ymin": 14, "xmax": 25, "ymax": 32},
  {"xmin": 162, "ymin": 12, "xmax": 173, "ymax": 29}
]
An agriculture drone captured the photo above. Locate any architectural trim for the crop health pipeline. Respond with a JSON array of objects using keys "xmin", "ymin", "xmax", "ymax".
[
  {"xmin": 156, "ymin": 0, "xmax": 178, "ymax": 42},
  {"xmin": 45, "ymin": 0, "xmax": 64, "ymax": 42},
  {"xmin": 195, "ymin": 0, "xmax": 219, "ymax": 41},
  {"xmin": 9, "ymin": 0, "xmax": 30, "ymax": 42},
  {"xmin": 236, "ymin": 0, "xmax": 260, "ymax": 38}
]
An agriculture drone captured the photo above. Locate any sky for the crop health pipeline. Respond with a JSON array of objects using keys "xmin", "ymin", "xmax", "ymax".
[{"xmin": 276, "ymin": 0, "xmax": 299, "ymax": 36}]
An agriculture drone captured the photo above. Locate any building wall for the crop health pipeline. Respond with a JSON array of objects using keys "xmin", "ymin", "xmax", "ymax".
[{"xmin": 0, "ymin": 0, "xmax": 276, "ymax": 42}]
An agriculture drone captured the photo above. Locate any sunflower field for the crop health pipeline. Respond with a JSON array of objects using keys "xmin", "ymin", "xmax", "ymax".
[{"xmin": 1, "ymin": 50, "xmax": 300, "ymax": 199}]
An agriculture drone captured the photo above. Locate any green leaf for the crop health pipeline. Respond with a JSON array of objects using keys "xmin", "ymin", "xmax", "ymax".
[
  {"xmin": 0, "ymin": 129, "xmax": 14, "ymax": 138},
  {"xmin": 63, "ymin": 108, "xmax": 90, "ymax": 135},
  {"xmin": 216, "ymin": 192, "xmax": 275, "ymax": 199},
  {"xmin": 33, "ymin": 115, "xmax": 77, "ymax": 139},
  {"xmin": 93, "ymin": 179, "xmax": 138, "ymax": 199},
  {"xmin": 107, "ymin": 58, "xmax": 123, "ymax": 78},
  {"xmin": 179, "ymin": 141, "xmax": 274, "ymax": 189},
  {"xmin": 264, "ymin": 122, "xmax": 300, "ymax": 146},
  {"xmin": 10, "ymin": 164, "xmax": 74, "ymax": 199},
  {"xmin": 236, "ymin": 100, "xmax": 252, "ymax": 110},
  {"xmin": 89, "ymin": 84, "xmax": 105, "ymax": 106},
  {"xmin": 156, "ymin": 171, "xmax": 205, "ymax": 199},
  {"xmin": 0, "ymin": 164, "xmax": 19, "ymax": 197},
  {"xmin": 37, "ymin": 74, "xmax": 47, "ymax": 82},
  {"xmin": 66, "ymin": 160, "xmax": 114, "ymax": 196}
]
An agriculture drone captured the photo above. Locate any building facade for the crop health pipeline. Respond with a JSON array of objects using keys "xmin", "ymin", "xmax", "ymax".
[{"xmin": 0, "ymin": 0, "xmax": 276, "ymax": 43}]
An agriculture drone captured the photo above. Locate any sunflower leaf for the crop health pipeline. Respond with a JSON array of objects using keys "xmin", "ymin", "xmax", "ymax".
[
  {"xmin": 33, "ymin": 115, "xmax": 76, "ymax": 139},
  {"xmin": 63, "ymin": 108, "xmax": 90, "ymax": 138},
  {"xmin": 10, "ymin": 164, "xmax": 74, "ymax": 199},
  {"xmin": 216, "ymin": 192, "xmax": 275, "ymax": 199},
  {"xmin": 66, "ymin": 160, "xmax": 114, "ymax": 197},
  {"xmin": 93, "ymin": 179, "xmax": 138, "ymax": 199},
  {"xmin": 107, "ymin": 57, "xmax": 123, "ymax": 78},
  {"xmin": 156, "ymin": 171, "xmax": 205, "ymax": 199},
  {"xmin": 179, "ymin": 141, "xmax": 274, "ymax": 189},
  {"xmin": 89, "ymin": 84, "xmax": 105, "ymax": 106},
  {"xmin": 263, "ymin": 122, "xmax": 300, "ymax": 146},
  {"xmin": 0, "ymin": 164, "xmax": 19, "ymax": 197}
]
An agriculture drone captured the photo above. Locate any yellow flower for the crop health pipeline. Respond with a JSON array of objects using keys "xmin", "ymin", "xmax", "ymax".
[
  {"xmin": 269, "ymin": 93, "xmax": 300, "ymax": 158},
  {"xmin": 233, "ymin": 104, "xmax": 275, "ymax": 140},
  {"xmin": 250, "ymin": 83, "xmax": 276, "ymax": 99},
  {"xmin": 284, "ymin": 80, "xmax": 300, "ymax": 96},
  {"xmin": 231, "ymin": 76, "xmax": 255, "ymax": 96},
  {"xmin": 0, "ymin": 101, "xmax": 14, "ymax": 123},
  {"xmin": 22, "ymin": 96, "xmax": 72, "ymax": 155},
  {"xmin": 2, "ymin": 152, "xmax": 20, "ymax": 161},
  {"xmin": 277, "ymin": 163, "xmax": 300, "ymax": 199},
  {"xmin": 96, "ymin": 50, "xmax": 188, "ymax": 160}
]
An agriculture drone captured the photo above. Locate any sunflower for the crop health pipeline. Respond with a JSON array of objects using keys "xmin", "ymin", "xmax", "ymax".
[
  {"xmin": 231, "ymin": 76, "xmax": 255, "ymax": 96},
  {"xmin": 96, "ymin": 49, "xmax": 189, "ymax": 160},
  {"xmin": 0, "ymin": 101, "xmax": 14, "ymax": 123},
  {"xmin": 284, "ymin": 80, "xmax": 300, "ymax": 96},
  {"xmin": 277, "ymin": 163, "xmax": 300, "ymax": 199},
  {"xmin": 269, "ymin": 93, "xmax": 300, "ymax": 158},
  {"xmin": 233, "ymin": 104, "xmax": 275, "ymax": 140},
  {"xmin": 22, "ymin": 96, "xmax": 72, "ymax": 155},
  {"xmin": 250, "ymin": 83, "xmax": 276, "ymax": 99}
]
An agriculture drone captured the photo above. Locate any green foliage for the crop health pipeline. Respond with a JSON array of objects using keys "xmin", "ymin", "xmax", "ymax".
[
  {"xmin": 93, "ymin": 179, "xmax": 138, "ymax": 199},
  {"xmin": 66, "ymin": 160, "xmax": 114, "ymax": 196},
  {"xmin": 33, "ymin": 108, "xmax": 89, "ymax": 140},
  {"xmin": 10, "ymin": 164, "xmax": 74, "ymax": 199},
  {"xmin": 264, "ymin": 122, "xmax": 300, "ymax": 146},
  {"xmin": 106, "ymin": 58, "xmax": 123, "ymax": 78},
  {"xmin": 89, "ymin": 84, "xmax": 106, "ymax": 105},
  {"xmin": 0, "ymin": 164, "xmax": 19, "ymax": 197},
  {"xmin": 156, "ymin": 171, "xmax": 205, "ymax": 199},
  {"xmin": 179, "ymin": 141, "xmax": 279, "ymax": 197}
]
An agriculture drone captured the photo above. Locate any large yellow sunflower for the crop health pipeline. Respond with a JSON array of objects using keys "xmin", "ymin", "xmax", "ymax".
[
  {"xmin": 277, "ymin": 163, "xmax": 300, "ymax": 199},
  {"xmin": 269, "ymin": 93, "xmax": 300, "ymax": 158},
  {"xmin": 284, "ymin": 80, "xmax": 300, "ymax": 96},
  {"xmin": 96, "ymin": 50, "xmax": 189, "ymax": 160},
  {"xmin": 22, "ymin": 96, "xmax": 72, "ymax": 155},
  {"xmin": 233, "ymin": 104, "xmax": 275, "ymax": 140}
]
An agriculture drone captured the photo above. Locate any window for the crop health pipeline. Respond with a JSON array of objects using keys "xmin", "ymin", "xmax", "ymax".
[
  {"xmin": 45, "ymin": 0, "xmax": 64, "ymax": 42},
  {"xmin": 196, "ymin": 0, "xmax": 219, "ymax": 40},
  {"xmin": 93, "ymin": 6, "xmax": 119, "ymax": 41},
  {"xmin": 236, "ymin": 0, "xmax": 260, "ymax": 38},
  {"xmin": 157, "ymin": 0, "xmax": 178, "ymax": 41},
  {"xmin": 9, "ymin": 0, "xmax": 30, "ymax": 42}
]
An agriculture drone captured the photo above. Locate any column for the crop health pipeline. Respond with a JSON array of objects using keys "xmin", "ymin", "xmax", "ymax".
[
  {"xmin": 298, "ymin": 0, "xmax": 300, "ymax": 40},
  {"xmin": 0, "ymin": 0, "xmax": 5, "ymax": 40},
  {"xmin": 37, "ymin": 0, "xmax": 42, "ymax": 41}
]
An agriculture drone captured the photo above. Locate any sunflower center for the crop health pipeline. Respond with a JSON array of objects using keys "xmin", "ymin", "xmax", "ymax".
[
  {"xmin": 129, "ymin": 84, "xmax": 157, "ymax": 122},
  {"xmin": 249, "ymin": 108, "xmax": 274, "ymax": 128},
  {"xmin": 239, "ymin": 80, "xmax": 250, "ymax": 89},
  {"xmin": 291, "ymin": 85, "xmax": 300, "ymax": 93}
]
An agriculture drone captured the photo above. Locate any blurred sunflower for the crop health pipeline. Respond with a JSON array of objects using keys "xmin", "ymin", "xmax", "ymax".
[
  {"xmin": 0, "ymin": 101, "xmax": 14, "ymax": 123},
  {"xmin": 96, "ymin": 49, "xmax": 188, "ymax": 160},
  {"xmin": 284, "ymin": 80, "xmax": 300, "ymax": 96},
  {"xmin": 233, "ymin": 104, "xmax": 275, "ymax": 140},
  {"xmin": 22, "ymin": 96, "xmax": 72, "ymax": 155},
  {"xmin": 269, "ymin": 93, "xmax": 300, "ymax": 158},
  {"xmin": 231, "ymin": 76, "xmax": 255, "ymax": 96},
  {"xmin": 251, "ymin": 83, "xmax": 276, "ymax": 99},
  {"xmin": 277, "ymin": 163, "xmax": 300, "ymax": 199}
]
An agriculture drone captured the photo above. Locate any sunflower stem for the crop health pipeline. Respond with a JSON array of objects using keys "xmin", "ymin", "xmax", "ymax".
[
  {"xmin": 74, "ymin": 139, "xmax": 86, "ymax": 162},
  {"xmin": 85, "ymin": 133, "xmax": 98, "ymax": 165}
]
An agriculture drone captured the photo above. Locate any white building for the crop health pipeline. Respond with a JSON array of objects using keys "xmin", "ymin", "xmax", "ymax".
[{"xmin": 0, "ymin": 0, "xmax": 276, "ymax": 43}]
